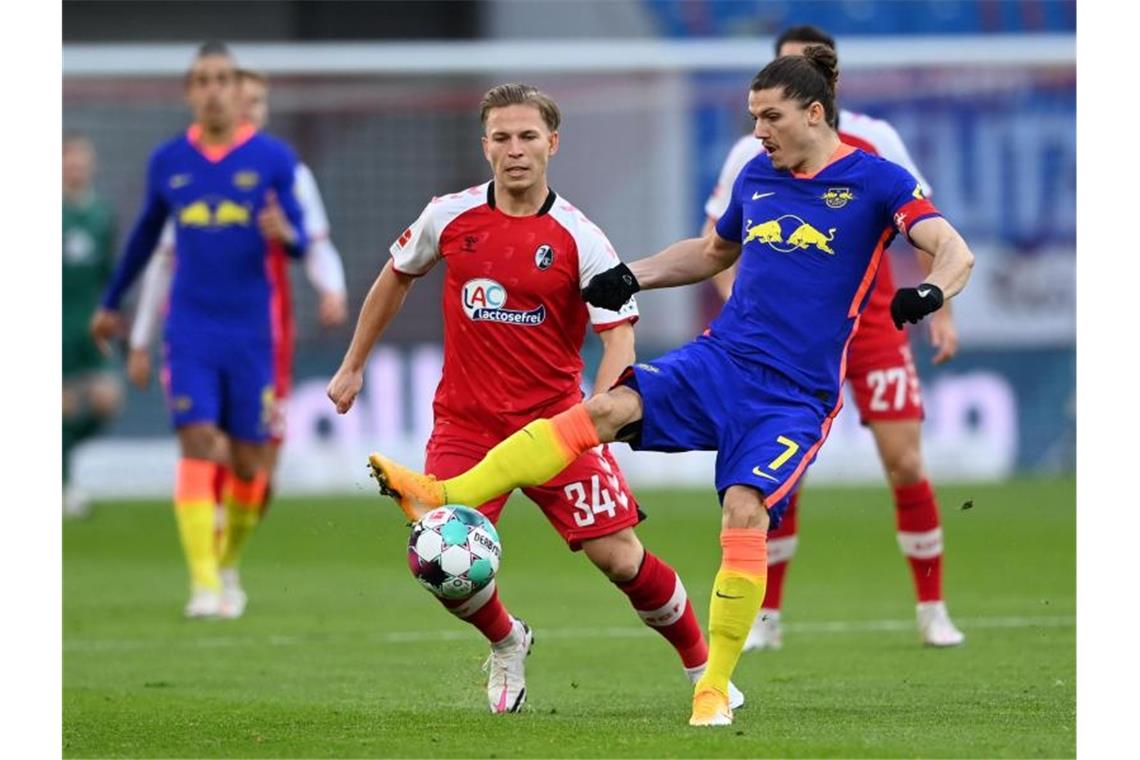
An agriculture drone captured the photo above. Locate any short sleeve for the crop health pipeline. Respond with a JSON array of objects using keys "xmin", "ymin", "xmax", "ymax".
[
  {"xmin": 577, "ymin": 222, "xmax": 639, "ymax": 329},
  {"xmin": 714, "ymin": 167, "xmax": 747, "ymax": 242},
  {"xmin": 390, "ymin": 201, "xmax": 442, "ymax": 276},
  {"xmin": 881, "ymin": 162, "xmax": 942, "ymax": 242}
]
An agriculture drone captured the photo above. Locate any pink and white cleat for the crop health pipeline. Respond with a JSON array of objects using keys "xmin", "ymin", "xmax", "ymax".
[{"xmin": 483, "ymin": 618, "xmax": 534, "ymax": 713}]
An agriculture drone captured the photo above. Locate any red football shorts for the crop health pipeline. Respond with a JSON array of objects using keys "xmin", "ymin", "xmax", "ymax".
[
  {"xmin": 426, "ymin": 432, "xmax": 642, "ymax": 550},
  {"xmin": 846, "ymin": 328, "xmax": 925, "ymax": 425}
]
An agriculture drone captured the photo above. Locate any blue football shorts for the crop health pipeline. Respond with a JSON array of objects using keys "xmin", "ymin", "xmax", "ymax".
[
  {"xmin": 618, "ymin": 334, "xmax": 840, "ymax": 528},
  {"xmin": 161, "ymin": 334, "xmax": 275, "ymax": 443}
]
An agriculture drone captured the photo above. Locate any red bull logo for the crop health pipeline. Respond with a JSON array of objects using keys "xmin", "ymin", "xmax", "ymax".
[
  {"xmin": 744, "ymin": 215, "xmax": 837, "ymax": 256},
  {"xmin": 177, "ymin": 197, "xmax": 252, "ymax": 229}
]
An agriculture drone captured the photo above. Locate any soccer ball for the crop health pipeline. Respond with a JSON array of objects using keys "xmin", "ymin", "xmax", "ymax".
[{"xmin": 407, "ymin": 505, "xmax": 501, "ymax": 600}]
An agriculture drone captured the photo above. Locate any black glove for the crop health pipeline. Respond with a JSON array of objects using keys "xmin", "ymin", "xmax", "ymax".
[
  {"xmin": 890, "ymin": 283, "xmax": 944, "ymax": 329},
  {"xmin": 582, "ymin": 262, "xmax": 640, "ymax": 311}
]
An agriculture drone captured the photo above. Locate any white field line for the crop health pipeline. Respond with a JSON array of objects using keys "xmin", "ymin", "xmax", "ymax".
[{"xmin": 63, "ymin": 615, "xmax": 1074, "ymax": 654}]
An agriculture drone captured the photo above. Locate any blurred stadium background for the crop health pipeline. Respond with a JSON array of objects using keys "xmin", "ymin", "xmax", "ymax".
[{"xmin": 62, "ymin": 0, "xmax": 1075, "ymax": 498}]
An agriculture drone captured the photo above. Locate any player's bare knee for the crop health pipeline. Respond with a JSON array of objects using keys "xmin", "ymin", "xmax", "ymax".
[
  {"xmin": 584, "ymin": 387, "xmax": 642, "ymax": 443},
  {"xmin": 722, "ymin": 486, "xmax": 771, "ymax": 530},
  {"xmin": 582, "ymin": 529, "xmax": 644, "ymax": 582},
  {"xmin": 884, "ymin": 448, "xmax": 926, "ymax": 487},
  {"xmin": 177, "ymin": 424, "xmax": 218, "ymax": 461},
  {"xmin": 229, "ymin": 445, "xmax": 264, "ymax": 482}
]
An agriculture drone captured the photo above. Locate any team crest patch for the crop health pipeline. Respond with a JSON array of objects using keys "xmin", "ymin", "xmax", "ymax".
[
  {"xmin": 534, "ymin": 244, "xmax": 555, "ymax": 270},
  {"xmin": 461, "ymin": 278, "xmax": 546, "ymax": 326},
  {"xmin": 821, "ymin": 188, "xmax": 854, "ymax": 209},
  {"xmin": 233, "ymin": 171, "xmax": 260, "ymax": 189}
]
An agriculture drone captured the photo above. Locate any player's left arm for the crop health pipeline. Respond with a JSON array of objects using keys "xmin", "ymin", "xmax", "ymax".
[
  {"xmin": 892, "ymin": 216, "xmax": 975, "ymax": 329},
  {"xmin": 258, "ymin": 148, "xmax": 308, "ymax": 256},
  {"xmin": 592, "ymin": 321, "xmax": 635, "ymax": 397},
  {"xmin": 912, "ymin": 247, "xmax": 959, "ymax": 364}
]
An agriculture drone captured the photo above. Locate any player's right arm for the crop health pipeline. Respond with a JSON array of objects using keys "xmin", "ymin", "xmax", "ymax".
[
  {"xmin": 91, "ymin": 150, "xmax": 170, "ymax": 355},
  {"xmin": 327, "ymin": 202, "xmax": 441, "ymax": 414}
]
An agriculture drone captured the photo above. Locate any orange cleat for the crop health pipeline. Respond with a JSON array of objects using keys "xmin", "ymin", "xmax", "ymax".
[
  {"xmin": 689, "ymin": 687, "xmax": 733, "ymax": 727},
  {"xmin": 367, "ymin": 454, "xmax": 446, "ymax": 522}
]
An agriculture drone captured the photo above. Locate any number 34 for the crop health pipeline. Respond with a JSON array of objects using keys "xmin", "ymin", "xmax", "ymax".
[{"xmin": 563, "ymin": 475, "xmax": 618, "ymax": 528}]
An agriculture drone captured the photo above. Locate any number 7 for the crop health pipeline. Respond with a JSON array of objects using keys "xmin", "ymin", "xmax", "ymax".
[{"xmin": 767, "ymin": 435, "xmax": 800, "ymax": 471}]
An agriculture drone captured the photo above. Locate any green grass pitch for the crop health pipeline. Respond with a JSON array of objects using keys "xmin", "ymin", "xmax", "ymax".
[{"xmin": 64, "ymin": 478, "xmax": 1075, "ymax": 758}]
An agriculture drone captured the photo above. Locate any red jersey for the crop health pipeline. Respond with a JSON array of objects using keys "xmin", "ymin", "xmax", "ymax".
[{"xmin": 390, "ymin": 182, "xmax": 638, "ymax": 442}]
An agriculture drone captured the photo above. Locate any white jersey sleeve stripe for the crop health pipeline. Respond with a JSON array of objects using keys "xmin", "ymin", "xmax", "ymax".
[{"xmin": 389, "ymin": 183, "xmax": 489, "ymax": 277}]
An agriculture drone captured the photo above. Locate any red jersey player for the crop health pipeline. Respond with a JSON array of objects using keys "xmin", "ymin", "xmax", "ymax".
[
  {"xmin": 327, "ymin": 83, "xmax": 742, "ymax": 714},
  {"xmin": 703, "ymin": 26, "xmax": 965, "ymax": 650}
]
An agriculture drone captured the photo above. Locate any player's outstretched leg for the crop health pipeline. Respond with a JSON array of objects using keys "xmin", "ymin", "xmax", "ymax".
[
  {"xmin": 744, "ymin": 491, "xmax": 800, "ymax": 652},
  {"xmin": 692, "ymin": 487, "xmax": 769, "ymax": 727},
  {"xmin": 369, "ymin": 403, "xmax": 602, "ymax": 519}
]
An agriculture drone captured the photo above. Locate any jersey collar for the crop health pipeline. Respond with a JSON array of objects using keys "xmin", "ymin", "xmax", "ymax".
[
  {"xmin": 186, "ymin": 122, "xmax": 256, "ymax": 163},
  {"xmin": 791, "ymin": 142, "xmax": 856, "ymax": 180},
  {"xmin": 487, "ymin": 181, "xmax": 557, "ymax": 216}
]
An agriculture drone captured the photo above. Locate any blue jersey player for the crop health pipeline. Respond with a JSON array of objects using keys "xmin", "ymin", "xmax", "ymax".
[
  {"xmin": 364, "ymin": 46, "xmax": 975, "ymax": 725},
  {"xmin": 90, "ymin": 42, "xmax": 307, "ymax": 619}
]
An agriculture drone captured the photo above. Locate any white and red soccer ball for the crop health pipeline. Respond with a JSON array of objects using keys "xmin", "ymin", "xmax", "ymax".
[{"xmin": 407, "ymin": 505, "xmax": 501, "ymax": 599}]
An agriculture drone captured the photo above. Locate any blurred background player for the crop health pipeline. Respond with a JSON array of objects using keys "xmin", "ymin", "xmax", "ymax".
[
  {"xmin": 329, "ymin": 83, "xmax": 741, "ymax": 715},
  {"xmin": 366, "ymin": 49, "xmax": 976, "ymax": 726},
  {"xmin": 90, "ymin": 41, "xmax": 308, "ymax": 619},
  {"xmin": 62, "ymin": 133, "xmax": 123, "ymax": 518},
  {"xmin": 126, "ymin": 66, "xmax": 349, "ymax": 516},
  {"xmin": 702, "ymin": 25, "xmax": 965, "ymax": 650}
]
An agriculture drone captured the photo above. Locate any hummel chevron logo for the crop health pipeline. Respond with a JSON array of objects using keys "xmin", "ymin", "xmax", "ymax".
[{"xmin": 752, "ymin": 191, "xmax": 775, "ymax": 200}]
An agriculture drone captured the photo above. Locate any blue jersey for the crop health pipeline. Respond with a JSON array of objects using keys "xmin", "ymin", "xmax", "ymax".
[
  {"xmin": 713, "ymin": 145, "xmax": 940, "ymax": 402},
  {"xmin": 102, "ymin": 125, "xmax": 307, "ymax": 343}
]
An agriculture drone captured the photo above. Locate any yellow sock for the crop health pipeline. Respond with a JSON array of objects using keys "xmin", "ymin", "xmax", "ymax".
[
  {"xmin": 175, "ymin": 458, "xmax": 221, "ymax": 591},
  {"xmin": 444, "ymin": 405, "xmax": 600, "ymax": 507},
  {"xmin": 218, "ymin": 472, "xmax": 267, "ymax": 569},
  {"xmin": 697, "ymin": 527, "xmax": 768, "ymax": 696}
]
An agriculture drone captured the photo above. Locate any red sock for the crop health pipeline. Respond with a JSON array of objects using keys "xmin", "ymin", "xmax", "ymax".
[
  {"xmin": 441, "ymin": 583, "xmax": 515, "ymax": 644},
  {"xmin": 761, "ymin": 490, "xmax": 799, "ymax": 610},
  {"xmin": 894, "ymin": 480, "xmax": 943, "ymax": 603},
  {"xmin": 617, "ymin": 551, "xmax": 707, "ymax": 668}
]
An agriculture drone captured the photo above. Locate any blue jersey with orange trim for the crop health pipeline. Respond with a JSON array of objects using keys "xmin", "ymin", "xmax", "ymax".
[
  {"xmin": 102, "ymin": 125, "xmax": 307, "ymax": 342},
  {"xmin": 713, "ymin": 145, "xmax": 940, "ymax": 401}
]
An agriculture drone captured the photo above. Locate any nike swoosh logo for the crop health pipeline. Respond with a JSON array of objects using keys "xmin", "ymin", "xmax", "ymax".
[
  {"xmin": 715, "ymin": 591, "xmax": 744, "ymax": 599},
  {"xmin": 917, "ymin": 287, "xmax": 932, "ymax": 297},
  {"xmin": 752, "ymin": 191, "xmax": 775, "ymax": 200},
  {"xmin": 751, "ymin": 466, "xmax": 779, "ymax": 482}
]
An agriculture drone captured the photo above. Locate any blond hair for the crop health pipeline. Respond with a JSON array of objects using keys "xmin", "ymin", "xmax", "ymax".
[{"xmin": 479, "ymin": 83, "xmax": 561, "ymax": 132}]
